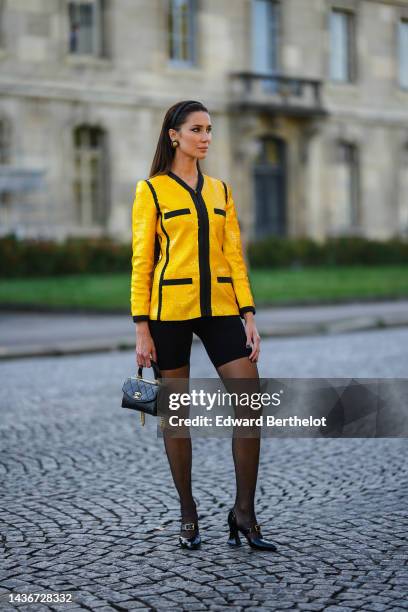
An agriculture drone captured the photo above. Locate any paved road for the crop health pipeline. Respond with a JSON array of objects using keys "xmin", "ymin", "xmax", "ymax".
[
  {"xmin": 0, "ymin": 328, "xmax": 407, "ymax": 611},
  {"xmin": 1, "ymin": 299, "xmax": 408, "ymax": 359}
]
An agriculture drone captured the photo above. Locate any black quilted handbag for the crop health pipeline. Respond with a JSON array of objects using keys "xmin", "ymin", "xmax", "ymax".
[{"xmin": 121, "ymin": 360, "xmax": 162, "ymax": 426}]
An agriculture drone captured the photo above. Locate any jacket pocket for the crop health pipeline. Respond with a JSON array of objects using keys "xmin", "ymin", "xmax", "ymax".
[
  {"xmin": 213, "ymin": 275, "xmax": 238, "ymax": 314},
  {"xmin": 217, "ymin": 276, "xmax": 232, "ymax": 283},
  {"xmin": 214, "ymin": 208, "xmax": 226, "ymax": 217},
  {"xmin": 162, "ymin": 278, "xmax": 193, "ymax": 285},
  {"xmin": 164, "ymin": 208, "xmax": 191, "ymax": 219}
]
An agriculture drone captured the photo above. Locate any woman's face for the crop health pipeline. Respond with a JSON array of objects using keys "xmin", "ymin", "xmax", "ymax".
[{"xmin": 170, "ymin": 111, "xmax": 212, "ymax": 160}]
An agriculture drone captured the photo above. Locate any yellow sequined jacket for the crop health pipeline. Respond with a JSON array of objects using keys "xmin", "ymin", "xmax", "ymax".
[{"xmin": 130, "ymin": 168, "xmax": 256, "ymax": 322}]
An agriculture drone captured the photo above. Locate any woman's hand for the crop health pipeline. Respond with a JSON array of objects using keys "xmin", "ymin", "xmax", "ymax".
[
  {"xmin": 135, "ymin": 322, "xmax": 157, "ymax": 368},
  {"xmin": 244, "ymin": 313, "xmax": 261, "ymax": 363}
]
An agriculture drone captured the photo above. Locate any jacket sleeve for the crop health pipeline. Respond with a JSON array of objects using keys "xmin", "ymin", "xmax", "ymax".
[
  {"xmin": 222, "ymin": 182, "xmax": 256, "ymax": 319},
  {"xmin": 130, "ymin": 180, "xmax": 158, "ymax": 322}
]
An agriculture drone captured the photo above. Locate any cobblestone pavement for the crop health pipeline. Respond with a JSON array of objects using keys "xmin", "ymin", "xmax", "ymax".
[{"xmin": 1, "ymin": 328, "xmax": 407, "ymax": 611}]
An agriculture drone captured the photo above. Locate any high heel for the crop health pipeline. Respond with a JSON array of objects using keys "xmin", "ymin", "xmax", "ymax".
[
  {"xmin": 179, "ymin": 521, "xmax": 201, "ymax": 550},
  {"xmin": 227, "ymin": 509, "xmax": 277, "ymax": 552},
  {"xmin": 227, "ymin": 521, "xmax": 242, "ymax": 547}
]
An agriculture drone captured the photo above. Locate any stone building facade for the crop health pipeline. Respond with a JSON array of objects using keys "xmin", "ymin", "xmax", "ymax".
[{"xmin": 0, "ymin": 0, "xmax": 407, "ymax": 243}]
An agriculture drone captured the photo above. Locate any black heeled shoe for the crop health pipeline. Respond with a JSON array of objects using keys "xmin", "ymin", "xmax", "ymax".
[
  {"xmin": 179, "ymin": 521, "xmax": 201, "ymax": 550},
  {"xmin": 227, "ymin": 509, "xmax": 277, "ymax": 551}
]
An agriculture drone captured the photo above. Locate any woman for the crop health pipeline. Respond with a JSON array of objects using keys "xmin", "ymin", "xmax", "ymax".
[{"xmin": 131, "ymin": 100, "xmax": 277, "ymax": 552}]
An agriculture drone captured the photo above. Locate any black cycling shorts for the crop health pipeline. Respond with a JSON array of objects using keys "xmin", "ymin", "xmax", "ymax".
[{"xmin": 148, "ymin": 315, "xmax": 252, "ymax": 371}]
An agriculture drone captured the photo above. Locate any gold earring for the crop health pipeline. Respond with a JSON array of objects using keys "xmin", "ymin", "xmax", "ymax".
[{"xmin": 172, "ymin": 140, "xmax": 179, "ymax": 148}]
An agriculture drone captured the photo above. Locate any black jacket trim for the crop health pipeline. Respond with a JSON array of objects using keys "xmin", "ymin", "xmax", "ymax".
[
  {"xmin": 133, "ymin": 315, "xmax": 149, "ymax": 322},
  {"xmin": 196, "ymin": 188, "xmax": 212, "ymax": 316},
  {"xmin": 214, "ymin": 208, "xmax": 226, "ymax": 216},
  {"xmin": 221, "ymin": 182, "xmax": 255, "ymax": 319},
  {"xmin": 221, "ymin": 181, "xmax": 228, "ymax": 205},
  {"xmin": 164, "ymin": 208, "xmax": 191, "ymax": 219},
  {"xmin": 167, "ymin": 169, "xmax": 212, "ymax": 317},
  {"xmin": 146, "ymin": 179, "xmax": 168, "ymax": 321},
  {"xmin": 168, "ymin": 170, "xmax": 200, "ymax": 195},
  {"xmin": 145, "ymin": 180, "xmax": 160, "ymax": 214},
  {"xmin": 217, "ymin": 276, "xmax": 232, "ymax": 283},
  {"xmin": 239, "ymin": 306, "xmax": 256, "ymax": 318},
  {"xmin": 162, "ymin": 278, "xmax": 193, "ymax": 285},
  {"xmin": 145, "ymin": 179, "xmax": 161, "ymax": 267}
]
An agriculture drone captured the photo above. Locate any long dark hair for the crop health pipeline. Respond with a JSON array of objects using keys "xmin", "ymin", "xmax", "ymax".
[{"xmin": 149, "ymin": 100, "xmax": 209, "ymax": 178}]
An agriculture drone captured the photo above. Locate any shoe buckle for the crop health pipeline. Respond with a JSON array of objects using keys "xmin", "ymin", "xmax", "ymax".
[{"xmin": 182, "ymin": 522, "xmax": 196, "ymax": 531}]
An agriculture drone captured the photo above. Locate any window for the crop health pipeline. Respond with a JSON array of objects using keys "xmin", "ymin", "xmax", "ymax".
[
  {"xmin": 332, "ymin": 141, "xmax": 359, "ymax": 231},
  {"xmin": 398, "ymin": 19, "xmax": 408, "ymax": 89},
  {"xmin": 252, "ymin": 0, "xmax": 280, "ymax": 73},
  {"xmin": 329, "ymin": 9, "xmax": 355, "ymax": 82},
  {"xmin": 398, "ymin": 143, "xmax": 408, "ymax": 236},
  {"xmin": 0, "ymin": 118, "xmax": 11, "ymax": 218},
  {"xmin": 168, "ymin": 0, "xmax": 197, "ymax": 65},
  {"xmin": 0, "ymin": 0, "xmax": 5, "ymax": 49},
  {"xmin": 0, "ymin": 119, "xmax": 10, "ymax": 164},
  {"xmin": 254, "ymin": 137, "xmax": 287, "ymax": 237},
  {"xmin": 73, "ymin": 126, "xmax": 109, "ymax": 226},
  {"xmin": 68, "ymin": 0, "xmax": 104, "ymax": 56},
  {"xmin": 252, "ymin": 0, "xmax": 280, "ymax": 93}
]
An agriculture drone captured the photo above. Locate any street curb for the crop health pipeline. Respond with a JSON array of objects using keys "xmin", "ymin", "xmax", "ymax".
[
  {"xmin": 1, "ymin": 294, "xmax": 408, "ymax": 315},
  {"xmin": 2, "ymin": 315, "xmax": 408, "ymax": 360}
]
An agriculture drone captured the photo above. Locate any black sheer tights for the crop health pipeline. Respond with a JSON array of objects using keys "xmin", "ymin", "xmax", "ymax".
[
  {"xmin": 217, "ymin": 356, "xmax": 261, "ymax": 531},
  {"xmin": 161, "ymin": 357, "xmax": 261, "ymax": 537},
  {"xmin": 160, "ymin": 364, "xmax": 197, "ymax": 538}
]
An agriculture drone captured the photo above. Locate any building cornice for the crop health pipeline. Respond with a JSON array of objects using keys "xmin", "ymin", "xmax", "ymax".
[
  {"xmin": 325, "ymin": 103, "xmax": 408, "ymax": 124},
  {"xmin": 0, "ymin": 77, "xmax": 150, "ymax": 107},
  {"xmin": 0, "ymin": 77, "xmax": 227, "ymax": 112}
]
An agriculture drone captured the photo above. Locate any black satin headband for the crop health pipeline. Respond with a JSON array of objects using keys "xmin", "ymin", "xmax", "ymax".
[{"xmin": 170, "ymin": 101, "xmax": 198, "ymax": 128}]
